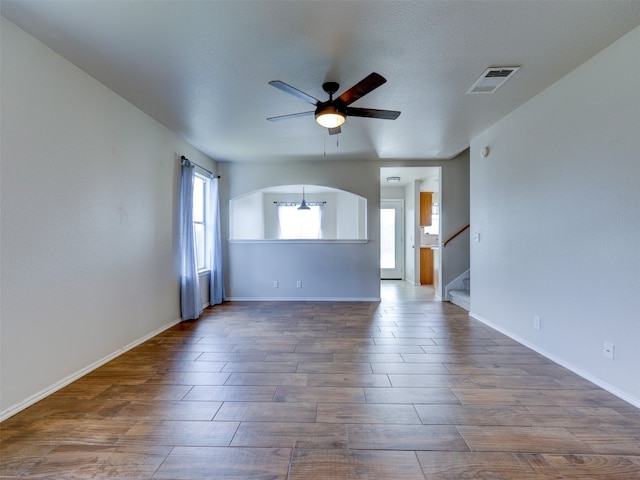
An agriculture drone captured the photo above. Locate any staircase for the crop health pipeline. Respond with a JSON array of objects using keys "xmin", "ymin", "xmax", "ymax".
[{"xmin": 449, "ymin": 277, "xmax": 470, "ymax": 311}]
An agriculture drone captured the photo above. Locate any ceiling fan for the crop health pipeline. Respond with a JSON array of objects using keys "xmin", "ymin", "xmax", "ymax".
[{"xmin": 267, "ymin": 72, "xmax": 400, "ymax": 135}]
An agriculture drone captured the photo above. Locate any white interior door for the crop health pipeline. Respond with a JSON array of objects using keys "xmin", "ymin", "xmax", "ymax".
[{"xmin": 380, "ymin": 200, "xmax": 404, "ymax": 279}]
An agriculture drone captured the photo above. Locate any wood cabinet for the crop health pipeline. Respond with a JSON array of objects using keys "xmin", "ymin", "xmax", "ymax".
[
  {"xmin": 419, "ymin": 192, "xmax": 432, "ymax": 226},
  {"xmin": 432, "ymin": 246, "xmax": 439, "ymax": 293},
  {"xmin": 420, "ymin": 247, "xmax": 434, "ymax": 285}
]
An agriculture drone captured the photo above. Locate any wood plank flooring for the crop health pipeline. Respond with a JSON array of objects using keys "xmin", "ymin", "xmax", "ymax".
[{"xmin": 1, "ymin": 280, "xmax": 639, "ymax": 479}]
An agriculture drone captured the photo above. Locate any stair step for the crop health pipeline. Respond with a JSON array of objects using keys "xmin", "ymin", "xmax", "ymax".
[{"xmin": 449, "ymin": 289, "xmax": 470, "ymax": 311}]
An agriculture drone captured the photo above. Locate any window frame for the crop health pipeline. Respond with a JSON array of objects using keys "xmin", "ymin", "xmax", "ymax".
[{"xmin": 192, "ymin": 172, "xmax": 211, "ymax": 273}]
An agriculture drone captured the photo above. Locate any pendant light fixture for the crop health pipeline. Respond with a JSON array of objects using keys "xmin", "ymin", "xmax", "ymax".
[{"xmin": 298, "ymin": 186, "xmax": 310, "ymax": 210}]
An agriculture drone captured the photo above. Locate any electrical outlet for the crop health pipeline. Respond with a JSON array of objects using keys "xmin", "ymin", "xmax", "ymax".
[
  {"xmin": 603, "ymin": 341, "xmax": 615, "ymax": 360},
  {"xmin": 296, "ymin": 280, "xmax": 302, "ymax": 288},
  {"xmin": 533, "ymin": 316, "xmax": 541, "ymax": 330},
  {"xmin": 273, "ymin": 281, "xmax": 279, "ymax": 288}
]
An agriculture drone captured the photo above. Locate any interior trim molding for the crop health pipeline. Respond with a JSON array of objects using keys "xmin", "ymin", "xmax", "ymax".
[
  {"xmin": 228, "ymin": 239, "xmax": 368, "ymax": 244},
  {"xmin": 469, "ymin": 312, "xmax": 640, "ymax": 409},
  {"xmin": 0, "ymin": 318, "xmax": 182, "ymax": 422}
]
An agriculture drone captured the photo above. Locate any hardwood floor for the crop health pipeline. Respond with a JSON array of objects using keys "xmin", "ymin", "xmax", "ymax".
[{"xmin": 1, "ymin": 280, "xmax": 639, "ymax": 479}]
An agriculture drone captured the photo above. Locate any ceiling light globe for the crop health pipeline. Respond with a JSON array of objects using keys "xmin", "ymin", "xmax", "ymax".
[{"xmin": 315, "ymin": 107, "xmax": 346, "ymax": 129}]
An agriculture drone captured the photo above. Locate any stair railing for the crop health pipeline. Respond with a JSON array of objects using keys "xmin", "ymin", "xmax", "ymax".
[{"xmin": 443, "ymin": 224, "xmax": 470, "ymax": 248}]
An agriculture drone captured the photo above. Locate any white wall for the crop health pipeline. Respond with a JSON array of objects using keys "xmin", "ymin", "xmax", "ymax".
[
  {"xmin": 0, "ymin": 18, "xmax": 216, "ymax": 418},
  {"xmin": 220, "ymin": 160, "xmax": 380, "ymax": 300},
  {"xmin": 335, "ymin": 192, "xmax": 357, "ymax": 239},
  {"xmin": 380, "ymin": 186, "xmax": 405, "ymax": 200},
  {"xmin": 439, "ymin": 150, "xmax": 470, "ymax": 291},
  {"xmin": 405, "ymin": 181, "xmax": 420, "ymax": 284},
  {"xmin": 230, "ymin": 191, "xmax": 265, "ymax": 239},
  {"xmin": 402, "ymin": 181, "xmax": 415, "ymax": 284},
  {"xmin": 470, "ymin": 26, "xmax": 640, "ymax": 406}
]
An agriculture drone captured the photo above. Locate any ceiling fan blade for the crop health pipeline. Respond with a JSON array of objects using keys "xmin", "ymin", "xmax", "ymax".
[
  {"xmin": 346, "ymin": 107, "xmax": 401, "ymax": 120},
  {"xmin": 335, "ymin": 72, "xmax": 387, "ymax": 107},
  {"xmin": 328, "ymin": 126, "xmax": 341, "ymax": 135},
  {"xmin": 268, "ymin": 80, "xmax": 320, "ymax": 105},
  {"xmin": 267, "ymin": 111, "xmax": 315, "ymax": 122}
]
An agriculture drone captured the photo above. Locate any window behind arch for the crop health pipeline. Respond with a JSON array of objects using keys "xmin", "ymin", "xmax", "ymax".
[
  {"xmin": 229, "ymin": 185, "xmax": 366, "ymax": 241},
  {"xmin": 277, "ymin": 204, "xmax": 322, "ymax": 239}
]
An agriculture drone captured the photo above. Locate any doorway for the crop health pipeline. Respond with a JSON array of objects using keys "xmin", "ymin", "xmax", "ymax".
[
  {"xmin": 380, "ymin": 166, "xmax": 442, "ymax": 297},
  {"xmin": 380, "ymin": 200, "xmax": 404, "ymax": 279}
]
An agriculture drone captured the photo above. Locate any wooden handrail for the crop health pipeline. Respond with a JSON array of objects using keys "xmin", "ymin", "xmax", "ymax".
[{"xmin": 443, "ymin": 224, "xmax": 470, "ymax": 247}]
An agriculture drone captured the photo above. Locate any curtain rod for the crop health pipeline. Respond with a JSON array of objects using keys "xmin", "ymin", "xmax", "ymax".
[{"xmin": 180, "ymin": 155, "xmax": 220, "ymax": 178}]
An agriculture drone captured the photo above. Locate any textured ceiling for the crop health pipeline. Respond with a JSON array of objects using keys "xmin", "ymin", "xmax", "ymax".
[{"xmin": 2, "ymin": 1, "xmax": 640, "ymax": 163}]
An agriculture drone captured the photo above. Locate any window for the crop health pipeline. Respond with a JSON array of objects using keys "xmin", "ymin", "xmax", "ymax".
[
  {"xmin": 192, "ymin": 173, "xmax": 210, "ymax": 271},
  {"xmin": 278, "ymin": 204, "xmax": 321, "ymax": 239}
]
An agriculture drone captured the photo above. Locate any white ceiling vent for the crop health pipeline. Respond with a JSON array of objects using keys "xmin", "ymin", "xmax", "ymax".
[{"xmin": 466, "ymin": 67, "xmax": 520, "ymax": 94}]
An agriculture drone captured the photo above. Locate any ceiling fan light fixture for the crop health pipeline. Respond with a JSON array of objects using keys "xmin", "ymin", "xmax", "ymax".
[
  {"xmin": 315, "ymin": 106, "xmax": 346, "ymax": 129},
  {"xmin": 268, "ymin": 73, "xmax": 400, "ymax": 133}
]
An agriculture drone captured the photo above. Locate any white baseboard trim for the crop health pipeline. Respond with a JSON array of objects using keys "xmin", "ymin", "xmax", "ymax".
[
  {"xmin": 0, "ymin": 318, "xmax": 182, "ymax": 422},
  {"xmin": 225, "ymin": 296, "xmax": 381, "ymax": 302},
  {"xmin": 469, "ymin": 312, "xmax": 640, "ymax": 409}
]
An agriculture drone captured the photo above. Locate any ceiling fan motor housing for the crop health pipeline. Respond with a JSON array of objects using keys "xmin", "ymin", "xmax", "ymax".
[{"xmin": 322, "ymin": 81, "xmax": 340, "ymax": 96}]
